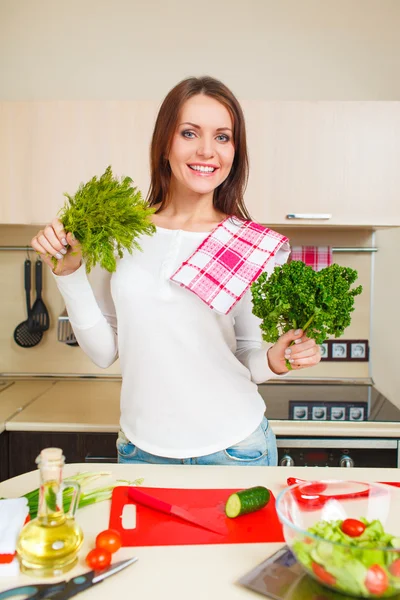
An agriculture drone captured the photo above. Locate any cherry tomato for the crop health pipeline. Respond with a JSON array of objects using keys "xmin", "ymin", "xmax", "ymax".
[
  {"xmin": 365, "ymin": 564, "xmax": 389, "ymax": 595},
  {"xmin": 85, "ymin": 547, "xmax": 112, "ymax": 571},
  {"xmin": 389, "ymin": 558, "xmax": 400, "ymax": 578},
  {"xmin": 311, "ymin": 562, "xmax": 336, "ymax": 586},
  {"xmin": 303, "ymin": 536, "xmax": 314, "ymax": 545},
  {"xmin": 95, "ymin": 529, "xmax": 122, "ymax": 554},
  {"xmin": 341, "ymin": 518, "xmax": 366, "ymax": 537}
]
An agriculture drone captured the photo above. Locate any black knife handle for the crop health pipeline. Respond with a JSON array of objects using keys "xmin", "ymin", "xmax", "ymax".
[
  {"xmin": 55, "ymin": 574, "xmax": 98, "ymax": 600},
  {"xmin": 35, "ymin": 259, "xmax": 42, "ymax": 298},
  {"xmin": 24, "ymin": 259, "xmax": 31, "ymax": 315}
]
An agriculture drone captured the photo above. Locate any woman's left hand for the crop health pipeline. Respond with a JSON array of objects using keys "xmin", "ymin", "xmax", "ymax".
[{"xmin": 267, "ymin": 329, "xmax": 321, "ymax": 374}]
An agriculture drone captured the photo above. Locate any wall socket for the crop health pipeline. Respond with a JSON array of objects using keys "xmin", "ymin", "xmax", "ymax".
[{"xmin": 319, "ymin": 339, "xmax": 369, "ymax": 362}]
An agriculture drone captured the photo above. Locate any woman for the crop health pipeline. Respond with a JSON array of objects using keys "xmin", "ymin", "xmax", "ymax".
[{"xmin": 31, "ymin": 76, "xmax": 320, "ymax": 466}]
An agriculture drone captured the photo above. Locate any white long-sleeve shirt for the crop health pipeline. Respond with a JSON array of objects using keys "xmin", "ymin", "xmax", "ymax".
[{"xmin": 53, "ymin": 226, "xmax": 287, "ymax": 458}]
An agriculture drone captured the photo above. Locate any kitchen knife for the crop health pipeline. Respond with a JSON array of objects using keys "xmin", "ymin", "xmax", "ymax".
[{"xmin": 127, "ymin": 487, "xmax": 226, "ymax": 535}]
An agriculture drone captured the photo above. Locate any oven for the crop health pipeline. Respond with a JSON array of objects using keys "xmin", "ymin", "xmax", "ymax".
[
  {"xmin": 277, "ymin": 438, "xmax": 400, "ymax": 468},
  {"xmin": 257, "ymin": 380, "xmax": 400, "ymax": 468}
]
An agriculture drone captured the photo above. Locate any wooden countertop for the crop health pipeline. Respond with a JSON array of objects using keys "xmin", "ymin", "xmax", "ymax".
[
  {"xmin": 2, "ymin": 379, "xmax": 400, "ymax": 437},
  {"xmin": 0, "ymin": 381, "xmax": 55, "ymax": 433},
  {"xmin": 6, "ymin": 380, "xmax": 121, "ymax": 433},
  {"xmin": 0, "ymin": 464, "xmax": 400, "ymax": 600}
]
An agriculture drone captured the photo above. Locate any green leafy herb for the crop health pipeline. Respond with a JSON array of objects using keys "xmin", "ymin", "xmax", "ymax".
[
  {"xmin": 58, "ymin": 166, "xmax": 156, "ymax": 272},
  {"xmin": 44, "ymin": 485, "xmax": 57, "ymax": 512},
  {"xmin": 251, "ymin": 261, "xmax": 363, "ymax": 346}
]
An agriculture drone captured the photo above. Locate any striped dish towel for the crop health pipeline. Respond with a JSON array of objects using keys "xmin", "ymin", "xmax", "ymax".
[
  {"xmin": 170, "ymin": 217, "xmax": 290, "ymax": 314},
  {"xmin": 290, "ymin": 246, "xmax": 332, "ymax": 271}
]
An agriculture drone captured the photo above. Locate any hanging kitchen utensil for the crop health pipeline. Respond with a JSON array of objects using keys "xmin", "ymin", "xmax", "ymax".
[
  {"xmin": 28, "ymin": 258, "xmax": 50, "ymax": 332},
  {"xmin": 57, "ymin": 308, "xmax": 78, "ymax": 345},
  {"xmin": 13, "ymin": 259, "xmax": 43, "ymax": 348}
]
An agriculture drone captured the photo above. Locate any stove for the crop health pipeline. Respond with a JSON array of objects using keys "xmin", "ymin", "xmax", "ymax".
[
  {"xmin": 258, "ymin": 382, "xmax": 400, "ymax": 468},
  {"xmin": 258, "ymin": 382, "xmax": 400, "ymax": 423}
]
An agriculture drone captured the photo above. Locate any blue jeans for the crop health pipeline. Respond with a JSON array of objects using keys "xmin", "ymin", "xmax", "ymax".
[{"xmin": 116, "ymin": 417, "xmax": 277, "ymax": 466}]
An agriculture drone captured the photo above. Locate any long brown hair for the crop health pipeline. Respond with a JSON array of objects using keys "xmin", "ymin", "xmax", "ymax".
[{"xmin": 147, "ymin": 76, "xmax": 251, "ymax": 220}]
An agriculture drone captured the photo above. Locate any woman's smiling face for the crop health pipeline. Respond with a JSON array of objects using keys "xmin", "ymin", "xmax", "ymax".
[{"xmin": 167, "ymin": 94, "xmax": 235, "ymax": 199}]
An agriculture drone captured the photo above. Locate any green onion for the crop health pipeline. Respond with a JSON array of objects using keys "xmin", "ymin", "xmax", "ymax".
[{"xmin": 20, "ymin": 471, "xmax": 144, "ymax": 519}]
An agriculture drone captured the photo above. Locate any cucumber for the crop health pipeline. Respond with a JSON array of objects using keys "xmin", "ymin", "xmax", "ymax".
[{"xmin": 225, "ymin": 486, "xmax": 271, "ymax": 518}]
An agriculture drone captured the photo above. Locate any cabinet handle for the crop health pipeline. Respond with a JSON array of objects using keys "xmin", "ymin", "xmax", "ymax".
[
  {"xmin": 286, "ymin": 213, "xmax": 332, "ymax": 220},
  {"xmin": 84, "ymin": 454, "xmax": 117, "ymax": 463}
]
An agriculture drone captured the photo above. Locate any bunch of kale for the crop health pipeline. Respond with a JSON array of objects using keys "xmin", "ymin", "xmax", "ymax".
[{"xmin": 251, "ymin": 261, "xmax": 363, "ymax": 345}]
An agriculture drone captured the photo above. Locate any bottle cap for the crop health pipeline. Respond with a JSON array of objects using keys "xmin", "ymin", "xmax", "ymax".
[
  {"xmin": 40, "ymin": 448, "xmax": 63, "ymax": 461},
  {"xmin": 36, "ymin": 447, "xmax": 65, "ymax": 469}
]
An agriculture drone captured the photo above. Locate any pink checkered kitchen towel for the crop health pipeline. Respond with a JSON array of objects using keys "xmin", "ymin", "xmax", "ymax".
[
  {"xmin": 290, "ymin": 246, "xmax": 332, "ymax": 271},
  {"xmin": 170, "ymin": 217, "xmax": 290, "ymax": 314}
]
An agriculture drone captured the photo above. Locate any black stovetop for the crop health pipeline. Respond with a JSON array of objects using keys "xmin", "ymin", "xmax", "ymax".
[{"xmin": 258, "ymin": 382, "xmax": 400, "ymax": 423}]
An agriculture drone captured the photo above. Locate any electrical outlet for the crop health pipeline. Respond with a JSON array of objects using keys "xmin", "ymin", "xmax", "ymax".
[{"xmin": 318, "ymin": 339, "xmax": 369, "ymax": 362}]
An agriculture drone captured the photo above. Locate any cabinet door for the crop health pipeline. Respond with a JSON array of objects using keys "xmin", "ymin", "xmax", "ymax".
[
  {"xmin": 0, "ymin": 102, "xmax": 158, "ymax": 224},
  {"xmin": 0, "ymin": 432, "xmax": 8, "ymax": 482},
  {"xmin": 2, "ymin": 101, "xmax": 399, "ymax": 226},
  {"xmin": 8, "ymin": 431, "xmax": 118, "ymax": 478},
  {"xmin": 244, "ymin": 102, "xmax": 400, "ymax": 226}
]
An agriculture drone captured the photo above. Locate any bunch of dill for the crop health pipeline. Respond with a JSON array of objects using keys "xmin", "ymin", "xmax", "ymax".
[{"xmin": 59, "ymin": 166, "xmax": 156, "ymax": 272}]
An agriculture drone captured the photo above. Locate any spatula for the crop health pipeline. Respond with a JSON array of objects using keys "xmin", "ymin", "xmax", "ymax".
[
  {"xmin": 13, "ymin": 259, "xmax": 43, "ymax": 348},
  {"xmin": 28, "ymin": 259, "xmax": 50, "ymax": 332},
  {"xmin": 57, "ymin": 308, "xmax": 78, "ymax": 345}
]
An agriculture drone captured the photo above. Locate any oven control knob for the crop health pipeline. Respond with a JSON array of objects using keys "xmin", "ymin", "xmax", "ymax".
[
  {"xmin": 280, "ymin": 454, "xmax": 295, "ymax": 467},
  {"xmin": 339, "ymin": 454, "xmax": 354, "ymax": 468}
]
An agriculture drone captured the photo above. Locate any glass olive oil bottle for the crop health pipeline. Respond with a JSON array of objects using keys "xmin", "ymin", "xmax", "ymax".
[{"xmin": 17, "ymin": 448, "xmax": 84, "ymax": 577}]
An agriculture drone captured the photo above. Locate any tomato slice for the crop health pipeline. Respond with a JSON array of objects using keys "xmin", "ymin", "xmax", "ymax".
[
  {"xmin": 341, "ymin": 518, "xmax": 366, "ymax": 537},
  {"xmin": 85, "ymin": 547, "xmax": 112, "ymax": 571},
  {"xmin": 365, "ymin": 564, "xmax": 389, "ymax": 595},
  {"xmin": 96, "ymin": 529, "xmax": 122, "ymax": 554},
  {"xmin": 389, "ymin": 558, "xmax": 400, "ymax": 578},
  {"xmin": 311, "ymin": 562, "xmax": 336, "ymax": 586}
]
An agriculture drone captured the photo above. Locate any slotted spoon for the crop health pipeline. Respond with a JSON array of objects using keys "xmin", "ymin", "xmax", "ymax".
[{"xmin": 13, "ymin": 259, "xmax": 43, "ymax": 348}]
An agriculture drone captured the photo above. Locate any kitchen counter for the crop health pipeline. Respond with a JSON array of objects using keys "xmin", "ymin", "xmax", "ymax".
[
  {"xmin": 0, "ymin": 380, "xmax": 55, "ymax": 433},
  {"xmin": 0, "ymin": 465, "xmax": 399, "ymax": 600},
  {"xmin": 2, "ymin": 378, "xmax": 400, "ymax": 437},
  {"xmin": 5, "ymin": 380, "xmax": 122, "ymax": 433}
]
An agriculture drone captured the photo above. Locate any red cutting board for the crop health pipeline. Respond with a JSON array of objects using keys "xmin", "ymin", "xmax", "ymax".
[{"xmin": 109, "ymin": 486, "xmax": 284, "ymax": 547}]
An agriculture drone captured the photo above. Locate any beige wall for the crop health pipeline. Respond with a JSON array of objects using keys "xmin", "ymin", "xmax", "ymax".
[
  {"xmin": 371, "ymin": 228, "xmax": 400, "ymax": 405},
  {"xmin": 0, "ymin": 1, "xmax": 397, "ymax": 392},
  {"xmin": 1, "ymin": 0, "xmax": 400, "ymax": 101},
  {"xmin": 0, "ymin": 224, "xmax": 371, "ymax": 378}
]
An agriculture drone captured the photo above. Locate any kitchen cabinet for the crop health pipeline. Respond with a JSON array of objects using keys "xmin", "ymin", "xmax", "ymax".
[
  {"xmin": 0, "ymin": 101, "xmax": 158, "ymax": 224},
  {"xmin": 1, "ymin": 101, "xmax": 399, "ymax": 226},
  {"xmin": 244, "ymin": 101, "xmax": 400, "ymax": 226},
  {"xmin": 7, "ymin": 431, "xmax": 117, "ymax": 479},
  {"xmin": 0, "ymin": 431, "xmax": 8, "ymax": 482}
]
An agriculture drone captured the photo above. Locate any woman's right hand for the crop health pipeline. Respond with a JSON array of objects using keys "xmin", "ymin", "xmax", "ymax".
[{"xmin": 31, "ymin": 218, "xmax": 82, "ymax": 276}]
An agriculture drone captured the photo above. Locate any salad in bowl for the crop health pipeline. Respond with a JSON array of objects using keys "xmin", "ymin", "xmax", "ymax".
[{"xmin": 275, "ymin": 480, "xmax": 400, "ymax": 598}]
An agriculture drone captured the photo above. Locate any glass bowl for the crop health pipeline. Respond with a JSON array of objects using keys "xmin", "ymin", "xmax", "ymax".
[{"xmin": 275, "ymin": 480, "xmax": 400, "ymax": 598}]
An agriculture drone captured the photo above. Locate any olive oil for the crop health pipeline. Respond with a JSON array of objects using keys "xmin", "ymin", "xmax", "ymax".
[{"xmin": 17, "ymin": 448, "xmax": 84, "ymax": 577}]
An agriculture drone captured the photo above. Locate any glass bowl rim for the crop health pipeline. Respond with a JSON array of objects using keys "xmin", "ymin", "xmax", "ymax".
[{"xmin": 275, "ymin": 479, "xmax": 400, "ymax": 552}]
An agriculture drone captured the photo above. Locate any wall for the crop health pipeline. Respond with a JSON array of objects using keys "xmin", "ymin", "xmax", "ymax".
[
  {"xmin": 0, "ymin": 223, "xmax": 371, "ymax": 378},
  {"xmin": 0, "ymin": 1, "xmax": 397, "ymax": 385},
  {"xmin": 371, "ymin": 228, "xmax": 400, "ymax": 405},
  {"xmin": 1, "ymin": 0, "xmax": 400, "ymax": 101}
]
